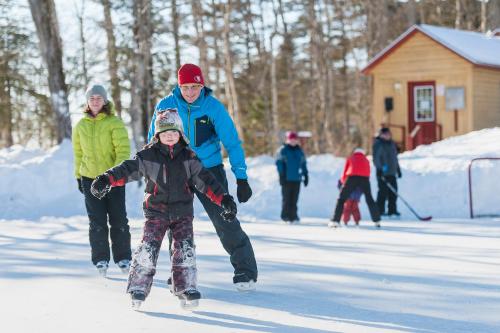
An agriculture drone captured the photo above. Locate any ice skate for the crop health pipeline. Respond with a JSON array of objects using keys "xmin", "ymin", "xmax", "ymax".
[
  {"xmin": 234, "ymin": 274, "xmax": 256, "ymax": 292},
  {"xmin": 117, "ymin": 259, "xmax": 130, "ymax": 274},
  {"xmin": 328, "ymin": 221, "xmax": 340, "ymax": 228},
  {"xmin": 130, "ymin": 291, "xmax": 146, "ymax": 310},
  {"xmin": 178, "ymin": 289, "xmax": 201, "ymax": 310},
  {"xmin": 374, "ymin": 221, "xmax": 381, "ymax": 228},
  {"xmin": 95, "ymin": 260, "xmax": 108, "ymax": 277}
]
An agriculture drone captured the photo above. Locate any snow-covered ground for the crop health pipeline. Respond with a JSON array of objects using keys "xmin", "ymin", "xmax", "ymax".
[
  {"xmin": 1, "ymin": 216, "xmax": 500, "ymax": 333},
  {"xmin": 1, "ymin": 128, "xmax": 500, "ymax": 332}
]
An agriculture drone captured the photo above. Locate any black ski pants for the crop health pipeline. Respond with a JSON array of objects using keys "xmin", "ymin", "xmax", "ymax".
[
  {"xmin": 168, "ymin": 165, "xmax": 258, "ymax": 283},
  {"xmin": 281, "ymin": 181, "xmax": 301, "ymax": 221},
  {"xmin": 376, "ymin": 174, "xmax": 398, "ymax": 215},
  {"xmin": 82, "ymin": 177, "xmax": 132, "ymax": 265},
  {"xmin": 332, "ymin": 176, "xmax": 380, "ymax": 222}
]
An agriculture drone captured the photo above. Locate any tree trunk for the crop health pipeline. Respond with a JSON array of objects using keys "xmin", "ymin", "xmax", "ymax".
[
  {"xmin": 101, "ymin": 0, "xmax": 123, "ymax": 117},
  {"xmin": 191, "ymin": 0, "xmax": 209, "ymax": 84},
  {"xmin": 172, "ymin": 0, "xmax": 181, "ymax": 69},
  {"xmin": 270, "ymin": 32, "xmax": 279, "ymax": 153},
  {"xmin": 28, "ymin": 0, "xmax": 71, "ymax": 142},
  {"xmin": 0, "ymin": 61, "xmax": 13, "ymax": 148},
  {"xmin": 76, "ymin": 0, "xmax": 89, "ymax": 88},
  {"xmin": 480, "ymin": 0, "xmax": 487, "ymax": 32},
  {"xmin": 222, "ymin": 0, "xmax": 242, "ymax": 135},
  {"xmin": 455, "ymin": 0, "xmax": 462, "ymax": 29},
  {"xmin": 130, "ymin": 0, "xmax": 153, "ymax": 148}
]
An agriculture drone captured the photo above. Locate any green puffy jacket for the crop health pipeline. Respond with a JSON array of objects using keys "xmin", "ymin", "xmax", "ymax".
[{"xmin": 72, "ymin": 102, "xmax": 130, "ymax": 179}]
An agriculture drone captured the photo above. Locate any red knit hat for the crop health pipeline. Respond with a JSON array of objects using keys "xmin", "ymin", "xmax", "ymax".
[
  {"xmin": 178, "ymin": 64, "xmax": 204, "ymax": 85},
  {"xmin": 286, "ymin": 131, "xmax": 298, "ymax": 140}
]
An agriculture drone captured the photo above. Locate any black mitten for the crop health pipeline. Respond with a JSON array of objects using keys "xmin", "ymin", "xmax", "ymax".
[
  {"xmin": 91, "ymin": 174, "xmax": 111, "ymax": 199},
  {"xmin": 236, "ymin": 179, "xmax": 252, "ymax": 203},
  {"xmin": 220, "ymin": 194, "xmax": 237, "ymax": 222}
]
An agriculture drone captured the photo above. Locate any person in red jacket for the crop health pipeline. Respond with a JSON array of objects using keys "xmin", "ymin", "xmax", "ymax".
[{"xmin": 329, "ymin": 148, "xmax": 381, "ymax": 228}]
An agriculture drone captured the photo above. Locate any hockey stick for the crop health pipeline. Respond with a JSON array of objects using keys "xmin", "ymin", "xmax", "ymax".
[{"xmin": 382, "ymin": 177, "xmax": 432, "ymax": 221}]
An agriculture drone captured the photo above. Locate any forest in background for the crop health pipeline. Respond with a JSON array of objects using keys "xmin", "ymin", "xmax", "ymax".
[{"xmin": 1, "ymin": 0, "xmax": 499, "ymax": 156}]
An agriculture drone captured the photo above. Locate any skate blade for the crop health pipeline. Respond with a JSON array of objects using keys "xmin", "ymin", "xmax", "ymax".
[
  {"xmin": 131, "ymin": 300, "xmax": 142, "ymax": 310},
  {"xmin": 98, "ymin": 268, "xmax": 107, "ymax": 278},
  {"xmin": 180, "ymin": 299, "xmax": 199, "ymax": 310},
  {"xmin": 235, "ymin": 281, "xmax": 256, "ymax": 292}
]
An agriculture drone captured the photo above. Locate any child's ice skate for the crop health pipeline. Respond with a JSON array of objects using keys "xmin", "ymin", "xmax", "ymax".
[
  {"xmin": 95, "ymin": 260, "xmax": 108, "ymax": 277},
  {"xmin": 234, "ymin": 274, "xmax": 256, "ymax": 292},
  {"xmin": 178, "ymin": 289, "xmax": 201, "ymax": 310},
  {"xmin": 130, "ymin": 291, "xmax": 146, "ymax": 310}
]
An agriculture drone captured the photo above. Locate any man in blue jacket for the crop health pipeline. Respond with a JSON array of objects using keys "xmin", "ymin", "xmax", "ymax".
[
  {"xmin": 276, "ymin": 131, "xmax": 308, "ymax": 223},
  {"xmin": 148, "ymin": 64, "xmax": 257, "ymax": 291}
]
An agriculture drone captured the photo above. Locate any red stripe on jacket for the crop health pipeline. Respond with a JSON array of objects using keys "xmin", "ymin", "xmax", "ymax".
[
  {"xmin": 108, "ymin": 174, "xmax": 126, "ymax": 187},
  {"xmin": 206, "ymin": 187, "xmax": 223, "ymax": 206},
  {"xmin": 341, "ymin": 152, "xmax": 371, "ymax": 184}
]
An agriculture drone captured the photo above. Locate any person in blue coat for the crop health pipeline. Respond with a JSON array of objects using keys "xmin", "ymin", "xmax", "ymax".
[
  {"xmin": 276, "ymin": 131, "xmax": 308, "ymax": 223},
  {"xmin": 147, "ymin": 64, "xmax": 257, "ymax": 291}
]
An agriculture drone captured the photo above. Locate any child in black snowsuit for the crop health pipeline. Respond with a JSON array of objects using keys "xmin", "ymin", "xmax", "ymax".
[{"xmin": 91, "ymin": 109, "xmax": 237, "ymax": 309}]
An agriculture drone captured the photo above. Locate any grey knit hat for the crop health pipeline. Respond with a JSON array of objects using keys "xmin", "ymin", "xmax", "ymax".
[{"xmin": 85, "ymin": 84, "xmax": 108, "ymax": 102}]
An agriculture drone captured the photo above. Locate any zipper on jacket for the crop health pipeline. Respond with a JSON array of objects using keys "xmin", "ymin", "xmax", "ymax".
[
  {"xmin": 163, "ymin": 164, "xmax": 167, "ymax": 184},
  {"xmin": 187, "ymin": 105, "xmax": 191, "ymax": 140}
]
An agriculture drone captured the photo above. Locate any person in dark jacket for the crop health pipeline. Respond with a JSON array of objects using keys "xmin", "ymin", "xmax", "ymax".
[
  {"xmin": 147, "ymin": 64, "xmax": 257, "ymax": 291},
  {"xmin": 90, "ymin": 109, "xmax": 237, "ymax": 309},
  {"xmin": 330, "ymin": 148, "xmax": 380, "ymax": 228},
  {"xmin": 372, "ymin": 127, "xmax": 402, "ymax": 217},
  {"xmin": 276, "ymin": 131, "xmax": 308, "ymax": 223}
]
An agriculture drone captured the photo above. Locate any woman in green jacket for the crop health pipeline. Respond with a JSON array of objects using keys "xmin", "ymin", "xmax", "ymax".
[{"xmin": 72, "ymin": 84, "xmax": 131, "ymax": 277}]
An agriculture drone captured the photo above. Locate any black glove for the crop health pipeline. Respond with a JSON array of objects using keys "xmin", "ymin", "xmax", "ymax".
[
  {"xmin": 376, "ymin": 169, "xmax": 382, "ymax": 178},
  {"xmin": 77, "ymin": 179, "xmax": 83, "ymax": 194},
  {"xmin": 279, "ymin": 174, "xmax": 285, "ymax": 186},
  {"xmin": 220, "ymin": 194, "xmax": 237, "ymax": 222},
  {"xmin": 303, "ymin": 174, "xmax": 309, "ymax": 187},
  {"xmin": 337, "ymin": 179, "xmax": 342, "ymax": 190},
  {"xmin": 397, "ymin": 168, "xmax": 402, "ymax": 178},
  {"xmin": 236, "ymin": 179, "xmax": 252, "ymax": 203},
  {"xmin": 91, "ymin": 174, "xmax": 111, "ymax": 199}
]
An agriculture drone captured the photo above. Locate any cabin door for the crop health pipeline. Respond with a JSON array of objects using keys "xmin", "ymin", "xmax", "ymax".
[{"xmin": 408, "ymin": 81, "xmax": 437, "ymax": 146}]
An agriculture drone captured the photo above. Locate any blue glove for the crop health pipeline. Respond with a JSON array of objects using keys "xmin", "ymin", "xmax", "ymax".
[{"xmin": 382, "ymin": 164, "xmax": 389, "ymax": 174}]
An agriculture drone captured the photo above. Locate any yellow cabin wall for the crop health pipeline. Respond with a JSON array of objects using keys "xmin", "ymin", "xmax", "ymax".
[
  {"xmin": 370, "ymin": 31, "xmax": 474, "ymax": 146},
  {"xmin": 472, "ymin": 67, "xmax": 500, "ymax": 130}
]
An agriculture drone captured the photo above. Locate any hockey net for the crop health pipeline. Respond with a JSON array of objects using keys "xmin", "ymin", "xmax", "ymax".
[{"xmin": 468, "ymin": 157, "xmax": 500, "ymax": 218}]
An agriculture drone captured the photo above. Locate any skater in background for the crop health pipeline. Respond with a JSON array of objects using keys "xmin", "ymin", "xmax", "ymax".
[
  {"xmin": 329, "ymin": 148, "xmax": 381, "ymax": 228},
  {"xmin": 147, "ymin": 64, "xmax": 257, "ymax": 291},
  {"xmin": 72, "ymin": 84, "xmax": 132, "ymax": 276},
  {"xmin": 91, "ymin": 110, "xmax": 237, "ymax": 309},
  {"xmin": 338, "ymin": 179, "xmax": 362, "ymax": 226},
  {"xmin": 373, "ymin": 127, "xmax": 402, "ymax": 217},
  {"xmin": 276, "ymin": 131, "xmax": 308, "ymax": 223}
]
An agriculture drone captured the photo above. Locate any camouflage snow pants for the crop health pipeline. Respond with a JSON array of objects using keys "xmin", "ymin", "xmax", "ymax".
[{"xmin": 127, "ymin": 216, "xmax": 196, "ymax": 298}]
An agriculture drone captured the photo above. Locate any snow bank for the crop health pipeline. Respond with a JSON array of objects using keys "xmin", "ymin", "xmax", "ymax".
[{"xmin": 2, "ymin": 128, "xmax": 500, "ymax": 220}]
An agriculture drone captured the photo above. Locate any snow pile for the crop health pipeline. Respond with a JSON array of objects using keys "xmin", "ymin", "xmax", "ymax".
[{"xmin": 1, "ymin": 128, "xmax": 500, "ymax": 220}]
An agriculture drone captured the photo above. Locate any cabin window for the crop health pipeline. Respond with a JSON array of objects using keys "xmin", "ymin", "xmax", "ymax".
[{"xmin": 414, "ymin": 85, "xmax": 435, "ymax": 122}]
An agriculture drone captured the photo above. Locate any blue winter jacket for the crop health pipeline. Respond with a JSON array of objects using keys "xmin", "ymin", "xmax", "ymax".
[
  {"xmin": 276, "ymin": 144, "xmax": 308, "ymax": 182},
  {"xmin": 148, "ymin": 86, "xmax": 248, "ymax": 180}
]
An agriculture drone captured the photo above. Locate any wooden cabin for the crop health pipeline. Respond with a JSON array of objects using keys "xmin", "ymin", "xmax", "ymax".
[{"xmin": 362, "ymin": 24, "xmax": 500, "ymax": 150}]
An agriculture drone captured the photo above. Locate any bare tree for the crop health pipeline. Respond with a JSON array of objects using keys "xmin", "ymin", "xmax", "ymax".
[
  {"xmin": 28, "ymin": 0, "xmax": 71, "ymax": 142},
  {"xmin": 222, "ymin": 0, "xmax": 242, "ymax": 134},
  {"xmin": 130, "ymin": 0, "xmax": 154, "ymax": 148},
  {"xmin": 191, "ymin": 0, "xmax": 209, "ymax": 82},
  {"xmin": 172, "ymin": 0, "xmax": 181, "ymax": 69},
  {"xmin": 101, "ymin": 0, "xmax": 123, "ymax": 117},
  {"xmin": 75, "ymin": 0, "xmax": 89, "ymax": 88}
]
